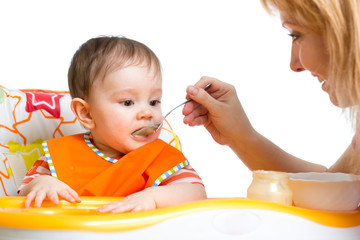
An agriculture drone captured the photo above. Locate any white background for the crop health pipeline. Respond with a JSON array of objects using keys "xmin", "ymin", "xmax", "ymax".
[{"xmin": 0, "ymin": 0, "xmax": 353, "ymax": 197}]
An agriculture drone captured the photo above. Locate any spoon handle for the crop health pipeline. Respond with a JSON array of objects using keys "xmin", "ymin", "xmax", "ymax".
[
  {"xmin": 163, "ymin": 83, "xmax": 211, "ymax": 119},
  {"xmin": 163, "ymin": 99, "xmax": 190, "ymax": 119}
]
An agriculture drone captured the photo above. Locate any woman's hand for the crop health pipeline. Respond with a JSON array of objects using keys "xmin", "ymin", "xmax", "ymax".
[
  {"xmin": 19, "ymin": 175, "xmax": 81, "ymax": 208},
  {"xmin": 183, "ymin": 76, "xmax": 255, "ymax": 147},
  {"xmin": 183, "ymin": 76, "xmax": 329, "ymax": 173}
]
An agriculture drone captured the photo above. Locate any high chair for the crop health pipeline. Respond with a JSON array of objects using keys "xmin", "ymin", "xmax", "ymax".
[{"xmin": 0, "ymin": 86, "xmax": 359, "ymax": 239}]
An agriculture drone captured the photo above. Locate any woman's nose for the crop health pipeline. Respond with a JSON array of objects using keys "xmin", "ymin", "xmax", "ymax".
[{"xmin": 290, "ymin": 44, "xmax": 305, "ymax": 72}]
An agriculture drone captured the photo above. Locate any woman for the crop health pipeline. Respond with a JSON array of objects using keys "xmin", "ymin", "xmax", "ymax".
[{"xmin": 182, "ymin": 0, "xmax": 360, "ymax": 174}]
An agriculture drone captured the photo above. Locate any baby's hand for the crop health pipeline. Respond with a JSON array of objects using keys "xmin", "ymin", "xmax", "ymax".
[
  {"xmin": 97, "ymin": 190, "xmax": 156, "ymax": 213},
  {"xmin": 21, "ymin": 175, "xmax": 81, "ymax": 208}
]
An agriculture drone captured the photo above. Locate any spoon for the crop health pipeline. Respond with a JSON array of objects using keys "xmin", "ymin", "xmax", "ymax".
[{"xmin": 132, "ymin": 83, "xmax": 212, "ymax": 137}]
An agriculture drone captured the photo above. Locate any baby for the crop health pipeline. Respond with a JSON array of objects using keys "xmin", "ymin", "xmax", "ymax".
[{"xmin": 18, "ymin": 36, "xmax": 206, "ymax": 213}]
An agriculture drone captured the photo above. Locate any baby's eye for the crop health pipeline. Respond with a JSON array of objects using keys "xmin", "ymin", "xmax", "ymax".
[
  {"xmin": 120, "ymin": 100, "xmax": 134, "ymax": 106},
  {"xmin": 150, "ymin": 100, "xmax": 161, "ymax": 106}
]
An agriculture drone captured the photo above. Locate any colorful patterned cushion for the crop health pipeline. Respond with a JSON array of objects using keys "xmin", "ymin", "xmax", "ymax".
[{"xmin": 0, "ymin": 86, "xmax": 181, "ymax": 196}]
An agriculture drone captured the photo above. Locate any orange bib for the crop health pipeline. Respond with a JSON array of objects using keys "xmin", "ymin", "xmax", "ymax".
[{"xmin": 43, "ymin": 133, "xmax": 188, "ymax": 196}]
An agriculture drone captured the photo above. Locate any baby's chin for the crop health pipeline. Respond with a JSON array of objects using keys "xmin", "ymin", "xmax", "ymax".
[
  {"xmin": 128, "ymin": 135, "xmax": 159, "ymax": 149},
  {"xmin": 131, "ymin": 129, "xmax": 161, "ymax": 140}
]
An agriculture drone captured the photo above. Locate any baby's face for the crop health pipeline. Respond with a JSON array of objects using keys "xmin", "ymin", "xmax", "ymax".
[{"xmin": 86, "ymin": 64, "xmax": 163, "ymax": 157}]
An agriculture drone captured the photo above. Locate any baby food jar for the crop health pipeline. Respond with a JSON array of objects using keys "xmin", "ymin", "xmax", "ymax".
[{"xmin": 247, "ymin": 170, "xmax": 292, "ymax": 206}]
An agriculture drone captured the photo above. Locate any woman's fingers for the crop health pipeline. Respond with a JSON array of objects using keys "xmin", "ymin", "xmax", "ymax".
[{"xmin": 183, "ymin": 102, "xmax": 209, "ymax": 126}]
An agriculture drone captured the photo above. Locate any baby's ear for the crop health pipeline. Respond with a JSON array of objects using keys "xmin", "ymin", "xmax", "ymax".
[{"xmin": 71, "ymin": 98, "xmax": 95, "ymax": 129}]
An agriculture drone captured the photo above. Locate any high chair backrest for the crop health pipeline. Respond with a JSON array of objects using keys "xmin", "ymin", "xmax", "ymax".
[{"xmin": 0, "ymin": 86, "xmax": 181, "ymax": 196}]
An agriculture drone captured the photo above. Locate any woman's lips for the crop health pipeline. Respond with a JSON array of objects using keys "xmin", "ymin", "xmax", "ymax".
[
  {"xmin": 321, "ymin": 80, "xmax": 328, "ymax": 92},
  {"xmin": 321, "ymin": 81, "xmax": 326, "ymax": 90},
  {"xmin": 313, "ymin": 74, "xmax": 327, "ymax": 92}
]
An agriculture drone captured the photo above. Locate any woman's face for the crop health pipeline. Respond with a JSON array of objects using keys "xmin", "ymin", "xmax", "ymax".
[{"xmin": 281, "ymin": 13, "xmax": 340, "ymax": 106}]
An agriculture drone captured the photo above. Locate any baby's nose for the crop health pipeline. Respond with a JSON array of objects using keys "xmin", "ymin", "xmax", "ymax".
[{"xmin": 137, "ymin": 107, "xmax": 153, "ymax": 120}]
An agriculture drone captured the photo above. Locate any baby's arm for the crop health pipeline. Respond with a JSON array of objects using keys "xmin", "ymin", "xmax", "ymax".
[
  {"xmin": 19, "ymin": 175, "xmax": 81, "ymax": 208},
  {"xmin": 97, "ymin": 183, "xmax": 206, "ymax": 213},
  {"xmin": 18, "ymin": 158, "xmax": 81, "ymax": 208}
]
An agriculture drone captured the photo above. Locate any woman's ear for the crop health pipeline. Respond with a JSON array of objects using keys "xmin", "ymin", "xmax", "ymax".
[{"xmin": 71, "ymin": 98, "xmax": 95, "ymax": 129}]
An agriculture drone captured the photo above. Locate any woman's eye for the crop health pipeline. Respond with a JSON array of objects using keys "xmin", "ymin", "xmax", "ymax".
[
  {"xmin": 288, "ymin": 33, "xmax": 300, "ymax": 42},
  {"xmin": 150, "ymin": 100, "xmax": 161, "ymax": 106},
  {"xmin": 121, "ymin": 100, "xmax": 134, "ymax": 106}
]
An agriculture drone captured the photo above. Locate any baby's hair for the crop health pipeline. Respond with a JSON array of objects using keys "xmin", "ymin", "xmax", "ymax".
[{"xmin": 68, "ymin": 36, "xmax": 161, "ymax": 99}]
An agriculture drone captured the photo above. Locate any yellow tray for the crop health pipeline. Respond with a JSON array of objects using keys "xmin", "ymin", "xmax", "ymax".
[{"xmin": 1, "ymin": 197, "xmax": 360, "ymax": 232}]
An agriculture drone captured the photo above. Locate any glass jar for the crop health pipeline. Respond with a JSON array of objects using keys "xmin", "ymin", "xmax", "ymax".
[{"xmin": 247, "ymin": 170, "xmax": 292, "ymax": 206}]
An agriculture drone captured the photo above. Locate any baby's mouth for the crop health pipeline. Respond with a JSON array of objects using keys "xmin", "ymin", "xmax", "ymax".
[{"xmin": 131, "ymin": 122, "xmax": 161, "ymax": 137}]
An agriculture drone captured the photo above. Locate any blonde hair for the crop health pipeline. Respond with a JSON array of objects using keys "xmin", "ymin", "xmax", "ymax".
[
  {"xmin": 68, "ymin": 36, "xmax": 161, "ymax": 100},
  {"xmin": 261, "ymin": 0, "xmax": 360, "ymax": 130}
]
